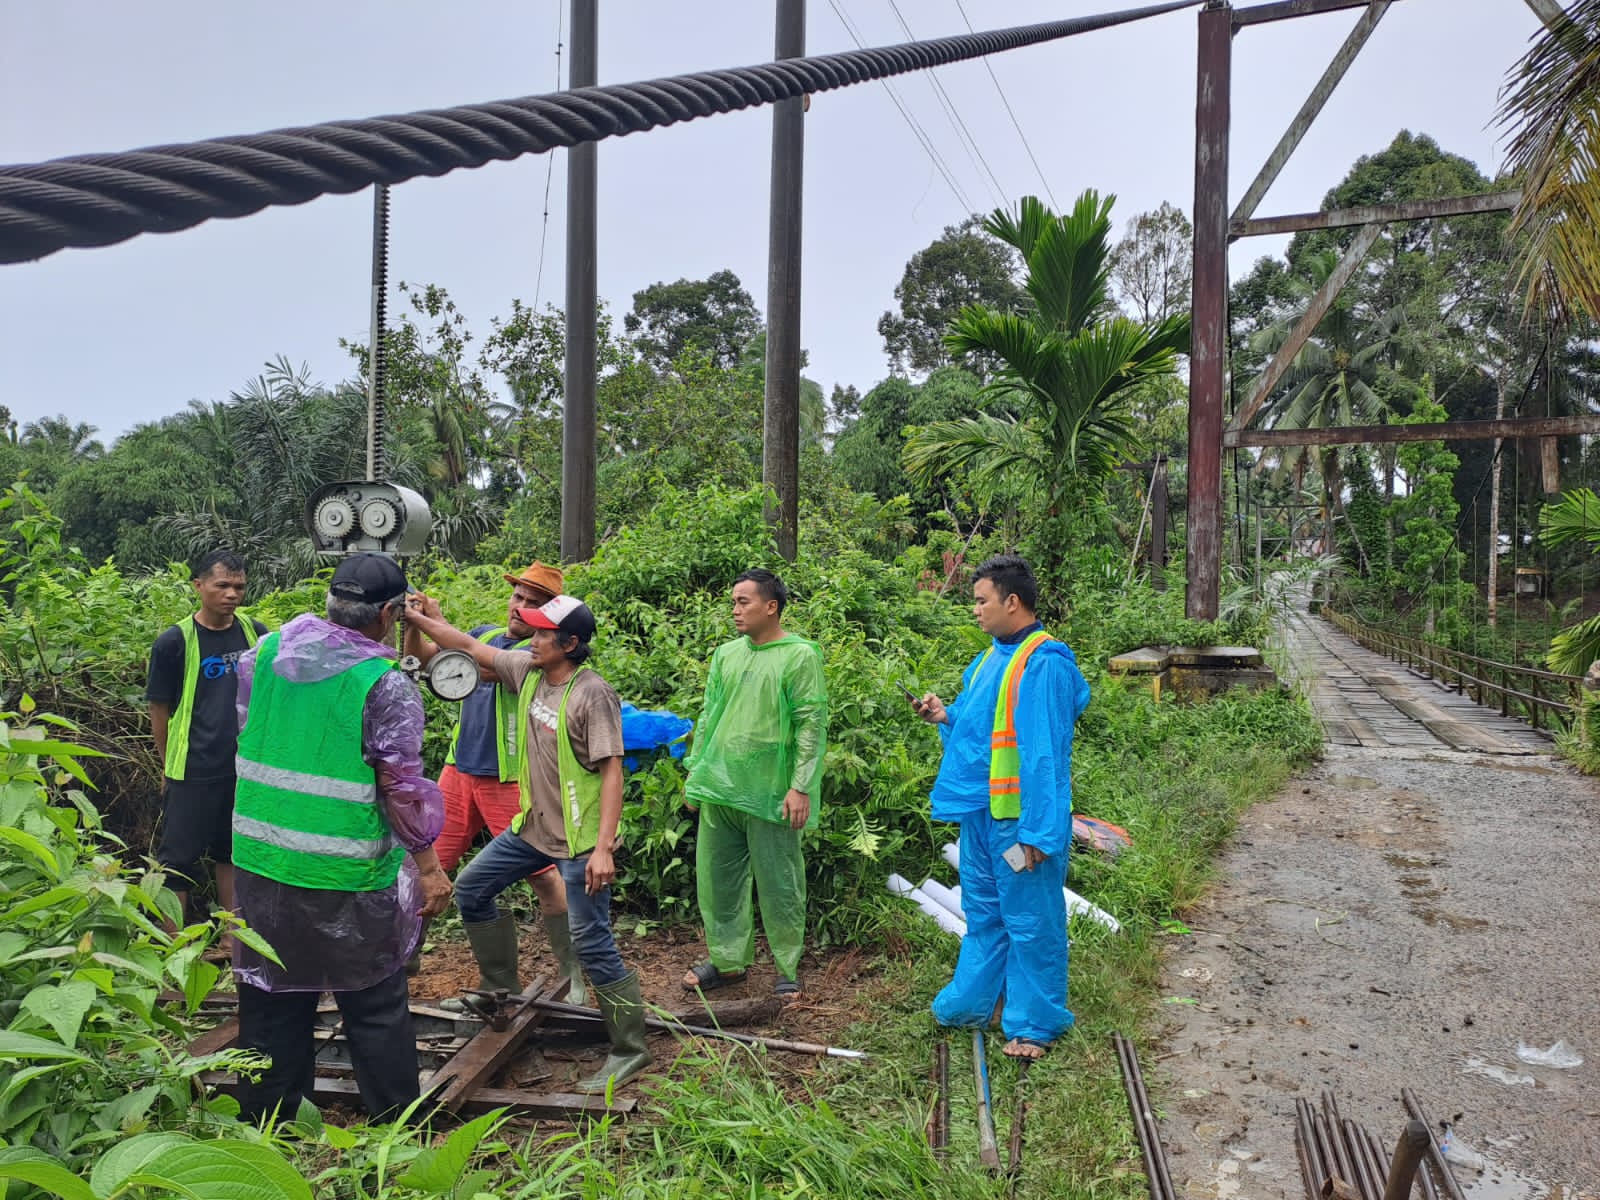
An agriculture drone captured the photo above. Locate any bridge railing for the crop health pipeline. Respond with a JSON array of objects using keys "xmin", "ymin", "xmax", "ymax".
[{"xmin": 1325, "ymin": 610, "xmax": 1582, "ymax": 734}]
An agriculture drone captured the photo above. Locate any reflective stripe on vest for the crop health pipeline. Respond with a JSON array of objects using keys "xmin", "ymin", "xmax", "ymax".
[
  {"xmin": 509, "ymin": 667, "xmax": 604, "ymax": 857},
  {"xmin": 233, "ymin": 633, "xmax": 405, "ymax": 892},
  {"xmin": 444, "ymin": 627, "xmax": 528, "ymax": 783},
  {"xmin": 164, "ymin": 614, "xmax": 259, "ymax": 781},
  {"xmin": 984, "ymin": 630, "xmax": 1053, "ymax": 820}
]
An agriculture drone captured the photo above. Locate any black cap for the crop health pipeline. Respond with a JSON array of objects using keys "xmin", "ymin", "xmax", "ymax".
[{"xmin": 329, "ymin": 552, "xmax": 411, "ymax": 605}]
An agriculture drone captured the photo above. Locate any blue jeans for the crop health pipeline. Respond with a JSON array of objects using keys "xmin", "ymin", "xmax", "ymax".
[{"xmin": 454, "ymin": 830, "xmax": 627, "ymax": 988}]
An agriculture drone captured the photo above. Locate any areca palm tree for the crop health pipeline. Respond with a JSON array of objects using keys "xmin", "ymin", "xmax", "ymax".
[
  {"xmin": 902, "ymin": 192, "xmax": 1190, "ymax": 511},
  {"xmin": 1497, "ymin": 0, "xmax": 1600, "ymax": 323}
]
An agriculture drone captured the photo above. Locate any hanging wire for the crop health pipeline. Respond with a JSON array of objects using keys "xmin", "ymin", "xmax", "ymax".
[
  {"xmin": 883, "ymin": 0, "xmax": 1009, "ymax": 209},
  {"xmin": 951, "ymin": 0, "xmax": 1059, "ymax": 209},
  {"xmin": 532, "ymin": 2, "xmax": 565, "ymax": 310},
  {"xmin": 826, "ymin": 0, "xmax": 977, "ymax": 212}
]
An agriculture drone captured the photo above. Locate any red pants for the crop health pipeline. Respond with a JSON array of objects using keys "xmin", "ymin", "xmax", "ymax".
[{"xmin": 435, "ymin": 765, "xmax": 555, "ymax": 880}]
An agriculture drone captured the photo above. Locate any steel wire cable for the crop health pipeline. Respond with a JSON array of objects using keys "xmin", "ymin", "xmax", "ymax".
[
  {"xmin": 0, "ymin": 0, "xmax": 1199, "ymax": 265},
  {"xmin": 953, "ymin": 0, "xmax": 1060, "ymax": 210}
]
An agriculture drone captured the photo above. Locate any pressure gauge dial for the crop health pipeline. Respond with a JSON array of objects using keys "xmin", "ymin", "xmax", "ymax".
[{"xmin": 425, "ymin": 650, "xmax": 480, "ymax": 702}]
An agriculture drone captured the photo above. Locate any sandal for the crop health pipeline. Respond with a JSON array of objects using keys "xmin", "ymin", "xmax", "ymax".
[
  {"xmin": 1002, "ymin": 1037, "xmax": 1052, "ymax": 1060},
  {"xmin": 775, "ymin": 977, "xmax": 802, "ymax": 1001},
  {"xmin": 682, "ymin": 960, "xmax": 747, "ymax": 992}
]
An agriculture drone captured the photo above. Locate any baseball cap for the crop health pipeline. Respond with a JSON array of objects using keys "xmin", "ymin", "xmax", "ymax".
[
  {"xmin": 329, "ymin": 552, "xmax": 412, "ymax": 605},
  {"xmin": 503, "ymin": 560, "xmax": 564, "ymax": 598},
  {"xmin": 514, "ymin": 594, "xmax": 597, "ymax": 644}
]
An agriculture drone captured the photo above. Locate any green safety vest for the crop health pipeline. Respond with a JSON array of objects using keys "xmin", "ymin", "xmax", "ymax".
[
  {"xmin": 444, "ymin": 626, "xmax": 529, "ymax": 783},
  {"xmin": 979, "ymin": 630, "xmax": 1054, "ymax": 820},
  {"xmin": 163, "ymin": 614, "xmax": 260, "ymax": 781},
  {"xmin": 509, "ymin": 667, "xmax": 604, "ymax": 858},
  {"xmin": 233, "ymin": 633, "xmax": 406, "ymax": 892}
]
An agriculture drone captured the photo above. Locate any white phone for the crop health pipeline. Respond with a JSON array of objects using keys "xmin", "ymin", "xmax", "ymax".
[{"xmin": 1002, "ymin": 843, "xmax": 1028, "ymax": 872}]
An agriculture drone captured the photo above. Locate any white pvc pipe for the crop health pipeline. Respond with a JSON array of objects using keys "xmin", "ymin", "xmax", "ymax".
[
  {"xmin": 937, "ymin": 841, "xmax": 1122, "ymax": 933},
  {"xmin": 919, "ymin": 877, "xmax": 964, "ymax": 919},
  {"xmin": 887, "ymin": 873, "xmax": 966, "ymax": 937}
]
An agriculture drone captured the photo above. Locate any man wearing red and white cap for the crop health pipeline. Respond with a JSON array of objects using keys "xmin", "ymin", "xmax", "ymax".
[
  {"xmin": 402, "ymin": 562, "xmax": 588, "ymax": 1004},
  {"xmin": 404, "ymin": 593, "xmax": 650, "ymax": 1095}
]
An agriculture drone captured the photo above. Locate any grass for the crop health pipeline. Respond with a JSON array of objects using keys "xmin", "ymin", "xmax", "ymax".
[{"xmin": 280, "ymin": 680, "xmax": 1319, "ymax": 1199}]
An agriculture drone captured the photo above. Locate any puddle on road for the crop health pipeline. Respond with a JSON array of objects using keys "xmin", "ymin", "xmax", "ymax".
[
  {"xmin": 1463, "ymin": 1157, "xmax": 1568, "ymax": 1200},
  {"xmin": 1386, "ymin": 852, "xmax": 1432, "ymax": 869},
  {"xmin": 1420, "ymin": 908, "xmax": 1490, "ymax": 931}
]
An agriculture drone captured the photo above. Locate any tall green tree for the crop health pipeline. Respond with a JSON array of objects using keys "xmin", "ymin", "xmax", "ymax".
[
  {"xmin": 878, "ymin": 216, "xmax": 1023, "ymax": 376},
  {"xmin": 1110, "ymin": 201, "xmax": 1192, "ymax": 325},
  {"xmin": 624, "ymin": 270, "xmax": 763, "ymax": 371},
  {"xmin": 902, "ymin": 192, "xmax": 1190, "ymax": 520}
]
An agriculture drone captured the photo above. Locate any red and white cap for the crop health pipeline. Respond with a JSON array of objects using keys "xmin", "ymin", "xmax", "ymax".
[{"xmin": 514, "ymin": 594, "xmax": 597, "ymax": 643}]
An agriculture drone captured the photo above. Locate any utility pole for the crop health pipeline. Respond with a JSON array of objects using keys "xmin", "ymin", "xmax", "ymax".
[
  {"xmin": 1186, "ymin": 2, "xmax": 1231, "ymax": 619},
  {"xmin": 561, "ymin": 0, "xmax": 598, "ymax": 563},
  {"xmin": 1486, "ymin": 371, "xmax": 1506, "ymax": 629},
  {"xmin": 763, "ymin": 0, "xmax": 805, "ymax": 561}
]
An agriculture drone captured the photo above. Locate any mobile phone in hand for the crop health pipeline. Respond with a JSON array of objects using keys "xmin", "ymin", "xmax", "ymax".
[
  {"xmin": 1002, "ymin": 843, "xmax": 1028, "ymax": 872},
  {"xmin": 895, "ymin": 679, "xmax": 920, "ymax": 705}
]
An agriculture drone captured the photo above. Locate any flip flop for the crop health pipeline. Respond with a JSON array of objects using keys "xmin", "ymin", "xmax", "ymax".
[
  {"xmin": 775, "ymin": 977, "xmax": 802, "ymax": 1001},
  {"xmin": 1002, "ymin": 1037, "xmax": 1052, "ymax": 1060},
  {"xmin": 683, "ymin": 960, "xmax": 747, "ymax": 992}
]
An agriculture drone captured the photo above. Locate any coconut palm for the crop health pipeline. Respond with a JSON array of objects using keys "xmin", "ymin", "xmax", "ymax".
[
  {"xmin": 1245, "ymin": 249, "xmax": 1405, "ymax": 554},
  {"xmin": 1497, "ymin": 0, "xmax": 1600, "ymax": 322},
  {"xmin": 902, "ymin": 192, "xmax": 1190, "ymax": 510}
]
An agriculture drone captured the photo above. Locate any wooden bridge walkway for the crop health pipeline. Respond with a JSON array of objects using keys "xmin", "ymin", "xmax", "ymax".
[{"xmin": 1283, "ymin": 609, "xmax": 1554, "ymax": 756}]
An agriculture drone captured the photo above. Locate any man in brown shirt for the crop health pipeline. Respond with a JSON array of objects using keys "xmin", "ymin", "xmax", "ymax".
[{"xmin": 404, "ymin": 593, "xmax": 649, "ymax": 1094}]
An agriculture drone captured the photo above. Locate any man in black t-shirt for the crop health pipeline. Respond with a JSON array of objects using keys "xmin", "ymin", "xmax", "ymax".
[{"xmin": 146, "ymin": 549, "xmax": 268, "ymax": 925}]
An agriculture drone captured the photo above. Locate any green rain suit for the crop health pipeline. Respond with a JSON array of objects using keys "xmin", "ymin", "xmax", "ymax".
[{"xmin": 684, "ymin": 633, "xmax": 828, "ymax": 980}]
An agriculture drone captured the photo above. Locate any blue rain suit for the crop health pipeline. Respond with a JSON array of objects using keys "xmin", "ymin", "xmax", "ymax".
[{"xmin": 928, "ymin": 624, "xmax": 1091, "ymax": 1043}]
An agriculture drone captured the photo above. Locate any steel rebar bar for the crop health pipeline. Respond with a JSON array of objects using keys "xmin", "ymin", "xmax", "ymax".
[
  {"xmin": 1007, "ymin": 1059, "xmax": 1030, "ymax": 1176},
  {"xmin": 1113, "ymin": 1033, "xmax": 1176, "ymax": 1200},
  {"xmin": 1400, "ymin": 1089, "xmax": 1468, "ymax": 1200},
  {"xmin": 1382, "ymin": 1121, "xmax": 1432, "ymax": 1200},
  {"xmin": 930, "ymin": 1038, "xmax": 949, "ymax": 1157},
  {"xmin": 973, "ymin": 1030, "xmax": 1001, "ymax": 1171}
]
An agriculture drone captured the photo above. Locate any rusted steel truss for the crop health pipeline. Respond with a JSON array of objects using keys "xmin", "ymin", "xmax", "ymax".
[
  {"xmin": 1227, "ymin": 414, "xmax": 1600, "ymax": 448},
  {"xmin": 1186, "ymin": 0, "xmax": 1537, "ymax": 618}
]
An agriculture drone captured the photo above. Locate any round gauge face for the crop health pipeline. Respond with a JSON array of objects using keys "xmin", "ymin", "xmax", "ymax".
[
  {"xmin": 359, "ymin": 498, "xmax": 398, "ymax": 537},
  {"xmin": 426, "ymin": 650, "xmax": 481, "ymax": 702}
]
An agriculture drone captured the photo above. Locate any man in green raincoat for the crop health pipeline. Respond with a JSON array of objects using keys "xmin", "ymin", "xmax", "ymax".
[{"xmin": 681, "ymin": 569, "xmax": 828, "ymax": 1000}]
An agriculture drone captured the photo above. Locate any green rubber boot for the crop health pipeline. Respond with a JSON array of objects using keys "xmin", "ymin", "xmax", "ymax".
[
  {"xmin": 543, "ymin": 911, "xmax": 589, "ymax": 1009},
  {"xmin": 466, "ymin": 913, "xmax": 522, "ymax": 993},
  {"xmin": 575, "ymin": 970, "xmax": 651, "ymax": 1095}
]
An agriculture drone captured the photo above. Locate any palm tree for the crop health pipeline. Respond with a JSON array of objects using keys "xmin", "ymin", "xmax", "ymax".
[
  {"xmin": 1538, "ymin": 487, "xmax": 1600, "ymax": 673},
  {"xmin": 1245, "ymin": 249, "xmax": 1404, "ymax": 555},
  {"xmin": 1497, "ymin": 0, "xmax": 1600, "ymax": 323},
  {"xmin": 902, "ymin": 192, "xmax": 1190, "ymax": 511}
]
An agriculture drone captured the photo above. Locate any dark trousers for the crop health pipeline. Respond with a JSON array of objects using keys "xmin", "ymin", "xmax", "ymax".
[{"xmin": 237, "ymin": 966, "xmax": 420, "ymax": 1123}]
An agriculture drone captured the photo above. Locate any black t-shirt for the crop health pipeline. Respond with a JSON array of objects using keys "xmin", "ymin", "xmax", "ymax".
[{"xmin": 146, "ymin": 617, "xmax": 270, "ymax": 781}]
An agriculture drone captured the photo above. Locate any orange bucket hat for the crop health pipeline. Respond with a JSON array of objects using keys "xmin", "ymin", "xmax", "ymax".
[{"xmin": 503, "ymin": 560, "xmax": 564, "ymax": 599}]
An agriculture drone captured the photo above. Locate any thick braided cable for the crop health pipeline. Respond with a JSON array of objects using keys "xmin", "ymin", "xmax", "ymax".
[{"xmin": 0, "ymin": 0, "xmax": 1197, "ymax": 265}]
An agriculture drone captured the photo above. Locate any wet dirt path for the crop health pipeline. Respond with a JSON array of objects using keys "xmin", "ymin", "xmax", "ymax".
[{"xmin": 1155, "ymin": 610, "xmax": 1600, "ymax": 1199}]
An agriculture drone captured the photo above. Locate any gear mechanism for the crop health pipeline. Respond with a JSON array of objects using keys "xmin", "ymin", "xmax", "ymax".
[
  {"xmin": 312, "ymin": 495, "xmax": 358, "ymax": 539},
  {"xmin": 358, "ymin": 497, "xmax": 400, "ymax": 538}
]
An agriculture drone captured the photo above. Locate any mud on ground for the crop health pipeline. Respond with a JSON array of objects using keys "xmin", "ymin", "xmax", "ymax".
[
  {"xmin": 410, "ymin": 920, "xmax": 879, "ymax": 1097},
  {"xmin": 1156, "ymin": 744, "xmax": 1600, "ymax": 1199}
]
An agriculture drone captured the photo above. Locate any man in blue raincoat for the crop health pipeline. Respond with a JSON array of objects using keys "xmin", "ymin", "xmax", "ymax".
[{"xmin": 913, "ymin": 554, "xmax": 1091, "ymax": 1059}]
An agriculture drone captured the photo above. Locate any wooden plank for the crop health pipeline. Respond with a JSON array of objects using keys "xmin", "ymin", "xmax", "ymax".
[
  {"xmin": 1233, "ymin": 0, "xmax": 1387, "ymax": 27},
  {"xmin": 187, "ymin": 1017, "xmax": 240, "ymax": 1057},
  {"xmin": 1227, "ymin": 414, "xmax": 1600, "ymax": 448},
  {"xmin": 423, "ymin": 974, "xmax": 557, "ymax": 1114},
  {"xmin": 199, "ymin": 1072, "xmax": 634, "ymax": 1121},
  {"xmin": 1232, "ymin": 189, "xmax": 1520, "ymax": 238}
]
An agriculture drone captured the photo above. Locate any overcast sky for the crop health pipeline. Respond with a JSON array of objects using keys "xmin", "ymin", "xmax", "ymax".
[{"xmin": 0, "ymin": 0, "xmax": 1541, "ymax": 443}]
